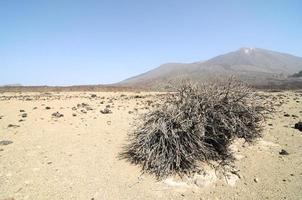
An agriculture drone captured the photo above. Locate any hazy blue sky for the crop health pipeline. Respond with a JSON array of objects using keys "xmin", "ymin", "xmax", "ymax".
[{"xmin": 1, "ymin": 0, "xmax": 301, "ymax": 86}]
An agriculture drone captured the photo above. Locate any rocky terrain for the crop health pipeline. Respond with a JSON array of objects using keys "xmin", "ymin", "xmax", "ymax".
[{"xmin": 0, "ymin": 90, "xmax": 302, "ymax": 200}]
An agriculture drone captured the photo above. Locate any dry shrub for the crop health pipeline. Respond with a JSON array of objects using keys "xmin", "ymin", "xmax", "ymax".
[{"xmin": 120, "ymin": 78, "xmax": 266, "ymax": 178}]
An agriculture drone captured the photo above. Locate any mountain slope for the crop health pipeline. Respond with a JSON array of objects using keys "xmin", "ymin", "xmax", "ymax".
[{"xmin": 118, "ymin": 48, "xmax": 302, "ymax": 87}]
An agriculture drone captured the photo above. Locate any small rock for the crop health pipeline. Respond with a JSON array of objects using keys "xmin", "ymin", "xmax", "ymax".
[
  {"xmin": 51, "ymin": 112, "xmax": 64, "ymax": 118},
  {"xmin": 100, "ymin": 108, "xmax": 112, "ymax": 114},
  {"xmin": 8, "ymin": 124, "xmax": 20, "ymax": 128},
  {"xmin": 45, "ymin": 106, "xmax": 51, "ymax": 110},
  {"xmin": 284, "ymin": 114, "xmax": 290, "ymax": 117},
  {"xmin": 20, "ymin": 110, "xmax": 25, "ymax": 112},
  {"xmin": 91, "ymin": 94, "xmax": 97, "ymax": 98},
  {"xmin": 254, "ymin": 178, "xmax": 259, "ymax": 183},
  {"xmin": 294, "ymin": 122, "xmax": 302, "ymax": 131},
  {"xmin": 0, "ymin": 140, "xmax": 13, "ymax": 146},
  {"xmin": 21, "ymin": 113, "xmax": 27, "ymax": 118},
  {"xmin": 72, "ymin": 113, "xmax": 77, "ymax": 117},
  {"xmin": 133, "ymin": 95, "xmax": 143, "ymax": 99},
  {"xmin": 279, "ymin": 149, "xmax": 289, "ymax": 155}
]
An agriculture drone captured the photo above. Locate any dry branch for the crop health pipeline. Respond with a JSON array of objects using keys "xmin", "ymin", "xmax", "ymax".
[{"xmin": 120, "ymin": 78, "xmax": 267, "ymax": 178}]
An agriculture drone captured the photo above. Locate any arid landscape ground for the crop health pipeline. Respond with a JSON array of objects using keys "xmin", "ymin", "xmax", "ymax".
[{"xmin": 0, "ymin": 89, "xmax": 301, "ymax": 200}]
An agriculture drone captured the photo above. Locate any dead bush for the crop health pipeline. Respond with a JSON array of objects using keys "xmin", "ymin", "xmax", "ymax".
[{"xmin": 120, "ymin": 78, "xmax": 266, "ymax": 178}]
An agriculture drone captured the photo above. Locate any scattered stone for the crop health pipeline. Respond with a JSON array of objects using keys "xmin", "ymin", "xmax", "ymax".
[
  {"xmin": 284, "ymin": 113, "xmax": 290, "ymax": 117},
  {"xmin": 21, "ymin": 113, "xmax": 27, "ymax": 118},
  {"xmin": 279, "ymin": 149, "xmax": 289, "ymax": 156},
  {"xmin": 72, "ymin": 113, "xmax": 77, "ymax": 117},
  {"xmin": 91, "ymin": 94, "xmax": 97, "ymax": 98},
  {"xmin": 292, "ymin": 114, "xmax": 298, "ymax": 118},
  {"xmin": 81, "ymin": 109, "xmax": 87, "ymax": 114},
  {"xmin": 77, "ymin": 103, "xmax": 89, "ymax": 108},
  {"xmin": 20, "ymin": 109, "xmax": 25, "ymax": 112},
  {"xmin": 8, "ymin": 124, "xmax": 20, "ymax": 128},
  {"xmin": 47, "ymin": 161, "xmax": 52, "ymax": 165},
  {"xmin": 268, "ymin": 123, "xmax": 273, "ymax": 126},
  {"xmin": 294, "ymin": 122, "xmax": 302, "ymax": 131},
  {"xmin": 52, "ymin": 112, "xmax": 64, "ymax": 118},
  {"xmin": 19, "ymin": 119, "xmax": 25, "ymax": 122},
  {"xmin": 0, "ymin": 140, "xmax": 13, "ymax": 146},
  {"xmin": 77, "ymin": 103, "xmax": 93, "ymax": 112},
  {"xmin": 100, "ymin": 108, "xmax": 112, "ymax": 114},
  {"xmin": 33, "ymin": 107, "xmax": 38, "ymax": 110},
  {"xmin": 45, "ymin": 106, "xmax": 51, "ymax": 110},
  {"xmin": 72, "ymin": 107, "xmax": 77, "ymax": 111}
]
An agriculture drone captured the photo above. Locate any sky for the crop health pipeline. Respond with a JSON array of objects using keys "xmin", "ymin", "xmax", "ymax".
[{"xmin": 0, "ymin": 0, "xmax": 301, "ymax": 86}]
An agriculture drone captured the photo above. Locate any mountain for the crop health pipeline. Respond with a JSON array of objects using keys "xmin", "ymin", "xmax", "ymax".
[
  {"xmin": 118, "ymin": 48, "xmax": 302, "ymax": 88},
  {"xmin": 291, "ymin": 70, "xmax": 302, "ymax": 78},
  {"xmin": 2, "ymin": 84, "xmax": 23, "ymax": 87}
]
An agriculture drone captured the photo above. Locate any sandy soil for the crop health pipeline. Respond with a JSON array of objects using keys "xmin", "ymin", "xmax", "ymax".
[{"xmin": 0, "ymin": 91, "xmax": 301, "ymax": 200}]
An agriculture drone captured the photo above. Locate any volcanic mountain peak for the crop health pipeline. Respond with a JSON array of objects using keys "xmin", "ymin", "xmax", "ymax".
[
  {"xmin": 118, "ymin": 47, "xmax": 302, "ymax": 87},
  {"xmin": 240, "ymin": 47, "xmax": 256, "ymax": 54}
]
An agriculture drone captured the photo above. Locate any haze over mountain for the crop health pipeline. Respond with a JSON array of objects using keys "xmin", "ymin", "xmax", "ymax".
[{"xmin": 119, "ymin": 48, "xmax": 302, "ymax": 87}]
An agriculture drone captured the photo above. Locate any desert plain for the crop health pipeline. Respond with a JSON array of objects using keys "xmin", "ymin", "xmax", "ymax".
[{"xmin": 0, "ymin": 90, "xmax": 302, "ymax": 200}]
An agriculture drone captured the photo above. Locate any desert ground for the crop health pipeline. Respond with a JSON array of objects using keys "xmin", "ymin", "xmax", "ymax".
[{"xmin": 0, "ymin": 90, "xmax": 301, "ymax": 200}]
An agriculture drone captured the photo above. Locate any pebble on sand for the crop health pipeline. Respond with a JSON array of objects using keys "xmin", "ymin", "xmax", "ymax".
[
  {"xmin": 294, "ymin": 121, "xmax": 302, "ymax": 131},
  {"xmin": 52, "ymin": 112, "xmax": 64, "ymax": 118},
  {"xmin": 0, "ymin": 140, "xmax": 13, "ymax": 146},
  {"xmin": 8, "ymin": 124, "xmax": 20, "ymax": 128},
  {"xmin": 100, "ymin": 108, "xmax": 112, "ymax": 114},
  {"xmin": 279, "ymin": 149, "xmax": 289, "ymax": 155}
]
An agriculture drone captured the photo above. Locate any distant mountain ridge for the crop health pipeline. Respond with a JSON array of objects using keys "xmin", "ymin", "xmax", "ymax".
[
  {"xmin": 118, "ymin": 48, "xmax": 302, "ymax": 88},
  {"xmin": 2, "ymin": 84, "xmax": 23, "ymax": 87}
]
